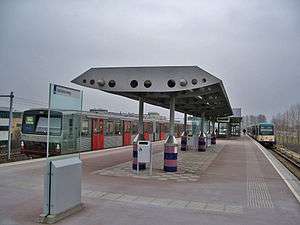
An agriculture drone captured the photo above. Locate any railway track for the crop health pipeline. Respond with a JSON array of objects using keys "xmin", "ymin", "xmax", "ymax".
[{"xmin": 270, "ymin": 145, "xmax": 300, "ymax": 179}]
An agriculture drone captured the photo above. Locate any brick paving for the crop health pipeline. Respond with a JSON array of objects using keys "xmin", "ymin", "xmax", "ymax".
[
  {"xmin": 92, "ymin": 143, "xmax": 224, "ymax": 182},
  {"xmin": 0, "ymin": 136, "xmax": 299, "ymax": 225}
]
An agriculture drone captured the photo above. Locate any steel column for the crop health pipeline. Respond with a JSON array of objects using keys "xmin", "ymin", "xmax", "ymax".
[
  {"xmin": 181, "ymin": 113, "xmax": 188, "ymax": 151},
  {"xmin": 7, "ymin": 92, "xmax": 14, "ymax": 160},
  {"xmin": 164, "ymin": 96, "xmax": 178, "ymax": 172},
  {"xmin": 184, "ymin": 113, "xmax": 187, "ymax": 132},
  {"xmin": 132, "ymin": 97, "xmax": 146, "ymax": 170},
  {"xmin": 198, "ymin": 112, "xmax": 206, "ymax": 151},
  {"xmin": 138, "ymin": 97, "xmax": 144, "ymax": 135}
]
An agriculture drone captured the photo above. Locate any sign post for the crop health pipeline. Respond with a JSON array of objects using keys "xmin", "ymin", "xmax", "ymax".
[{"xmin": 42, "ymin": 83, "xmax": 83, "ymax": 224}]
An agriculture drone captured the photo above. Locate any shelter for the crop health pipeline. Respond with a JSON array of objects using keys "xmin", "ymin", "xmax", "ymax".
[{"xmin": 72, "ymin": 66, "xmax": 232, "ymax": 172}]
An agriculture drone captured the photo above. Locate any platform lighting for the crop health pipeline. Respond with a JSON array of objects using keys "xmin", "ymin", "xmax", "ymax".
[
  {"xmin": 97, "ymin": 79, "xmax": 105, "ymax": 86},
  {"xmin": 197, "ymin": 95, "xmax": 203, "ymax": 99}
]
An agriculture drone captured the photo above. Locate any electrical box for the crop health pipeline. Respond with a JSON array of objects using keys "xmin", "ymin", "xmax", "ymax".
[{"xmin": 43, "ymin": 157, "xmax": 82, "ymax": 217}]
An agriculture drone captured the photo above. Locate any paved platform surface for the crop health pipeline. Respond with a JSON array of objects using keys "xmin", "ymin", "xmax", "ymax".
[{"xmin": 0, "ymin": 136, "xmax": 299, "ymax": 225}]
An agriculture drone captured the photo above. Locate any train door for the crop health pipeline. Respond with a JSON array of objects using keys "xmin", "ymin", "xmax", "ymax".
[
  {"xmin": 144, "ymin": 122, "xmax": 152, "ymax": 141},
  {"xmin": 92, "ymin": 118, "xmax": 104, "ymax": 150},
  {"xmin": 155, "ymin": 121, "xmax": 160, "ymax": 141},
  {"xmin": 159, "ymin": 123, "xmax": 166, "ymax": 140},
  {"xmin": 123, "ymin": 121, "xmax": 131, "ymax": 146}
]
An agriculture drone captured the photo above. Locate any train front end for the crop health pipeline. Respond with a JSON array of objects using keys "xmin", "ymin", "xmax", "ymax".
[
  {"xmin": 257, "ymin": 123, "xmax": 275, "ymax": 147},
  {"xmin": 20, "ymin": 109, "xmax": 63, "ymax": 157}
]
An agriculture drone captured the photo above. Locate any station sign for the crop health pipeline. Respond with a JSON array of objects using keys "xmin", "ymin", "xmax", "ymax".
[
  {"xmin": 217, "ymin": 117, "xmax": 230, "ymax": 123},
  {"xmin": 49, "ymin": 84, "xmax": 83, "ymax": 111}
]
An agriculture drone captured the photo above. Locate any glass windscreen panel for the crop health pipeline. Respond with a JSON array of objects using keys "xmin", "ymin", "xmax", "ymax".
[
  {"xmin": 22, "ymin": 114, "xmax": 62, "ymax": 136},
  {"xmin": 219, "ymin": 123, "xmax": 228, "ymax": 135},
  {"xmin": 259, "ymin": 124, "xmax": 274, "ymax": 135}
]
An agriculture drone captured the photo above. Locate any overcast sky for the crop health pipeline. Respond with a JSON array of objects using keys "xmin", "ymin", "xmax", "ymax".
[{"xmin": 0, "ymin": 0, "xmax": 299, "ymax": 120}]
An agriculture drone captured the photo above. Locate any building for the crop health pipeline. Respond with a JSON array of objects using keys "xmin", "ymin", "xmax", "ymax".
[{"xmin": 217, "ymin": 108, "xmax": 242, "ymax": 137}]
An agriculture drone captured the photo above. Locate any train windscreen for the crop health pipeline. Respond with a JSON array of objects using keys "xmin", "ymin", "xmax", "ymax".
[
  {"xmin": 22, "ymin": 112, "xmax": 62, "ymax": 136},
  {"xmin": 259, "ymin": 124, "xmax": 274, "ymax": 135}
]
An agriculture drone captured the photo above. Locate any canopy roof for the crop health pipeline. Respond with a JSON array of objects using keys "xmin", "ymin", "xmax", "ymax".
[{"xmin": 71, "ymin": 66, "xmax": 232, "ymax": 119}]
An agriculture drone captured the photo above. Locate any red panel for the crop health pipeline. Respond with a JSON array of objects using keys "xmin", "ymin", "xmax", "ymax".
[
  {"xmin": 144, "ymin": 132, "xmax": 150, "ymax": 140},
  {"xmin": 92, "ymin": 118, "xmax": 104, "ymax": 150},
  {"xmin": 160, "ymin": 132, "xmax": 165, "ymax": 140},
  {"xmin": 92, "ymin": 119, "xmax": 99, "ymax": 150},
  {"xmin": 123, "ymin": 121, "xmax": 132, "ymax": 146},
  {"xmin": 98, "ymin": 119, "xmax": 104, "ymax": 149},
  {"xmin": 123, "ymin": 132, "xmax": 131, "ymax": 145}
]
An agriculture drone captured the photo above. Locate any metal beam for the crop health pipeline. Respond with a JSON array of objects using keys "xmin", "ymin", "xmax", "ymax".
[
  {"xmin": 138, "ymin": 97, "xmax": 144, "ymax": 136},
  {"xmin": 169, "ymin": 96, "xmax": 175, "ymax": 136}
]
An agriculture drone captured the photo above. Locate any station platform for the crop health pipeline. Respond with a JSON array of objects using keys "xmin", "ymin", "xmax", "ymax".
[{"xmin": 0, "ymin": 136, "xmax": 299, "ymax": 225}]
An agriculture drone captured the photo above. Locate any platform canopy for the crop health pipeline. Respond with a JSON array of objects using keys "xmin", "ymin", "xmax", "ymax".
[{"xmin": 71, "ymin": 66, "xmax": 232, "ymax": 119}]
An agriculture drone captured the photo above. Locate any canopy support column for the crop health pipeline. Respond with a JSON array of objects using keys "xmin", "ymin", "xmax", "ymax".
[
  {"xmin": 181, "ymin": 113, "xmax": 188, "ymax": 151},
  {"xmin": 198, "ymin": 112, "xmax": 207, "ymax": 151},
  {"xmin": 164, "ymin": 96, "xmax": 178, "ymax": 172},
  {"xmin": 132, "ymin": 97, "xmax": 146, "ymax": 170},
  {"xmin": 211, "ymin": 120, "xmax": 217, "ymax": 145}
]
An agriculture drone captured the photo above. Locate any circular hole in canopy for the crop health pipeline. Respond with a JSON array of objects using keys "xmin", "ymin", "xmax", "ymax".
[
  {"xmin": 179, "ymin": 79, "xmax": 187, "ymax": 87},
  {"xmin": 144, "ymin": 80, "xmax": 152, "ymax": 88},
  {"xmin": 202, "ymin": 78, "xmax": 207, "ymax": 83},
  {"xmin": 167, "ymin": 79, "xmax": 176, "ymax": 88},
  {"xmin": 191, "ymin": 79, "xmax": 198, "ymax": 85},
  {"xmin": 90, "ymin": 79, "xmax": 95, "ymax": 85},
  {"xmin": 108, "ymin": 80, "xmax": 116, "ymax": 87},
  {"xmin": 130, "ymin": 80, "xmax": 138, "ymax": 88}
]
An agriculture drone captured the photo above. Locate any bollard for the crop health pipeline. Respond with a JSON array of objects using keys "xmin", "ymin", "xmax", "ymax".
[
  {"xmin": 180, "ymin": 131, "xmax": 187, "ymax": 151},
  {"xmin": 211, "ymin": 132, "xmax": 216, "ymax": 145},
  {"xmin": 132, "ymin": 134, "xmax": 146, "ymax": 170},
  {"xmin": 198, "ymin": 132, "xmax": 206, "ymax": 152},
  {"xmin": 164, "ymin": 135, "xmax": 178, "ymax": 172}
]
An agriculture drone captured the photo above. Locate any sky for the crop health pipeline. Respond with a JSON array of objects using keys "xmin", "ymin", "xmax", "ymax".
[{"xmin": 0, "ymin": 0, "xmax": 299, "ymax": 120}]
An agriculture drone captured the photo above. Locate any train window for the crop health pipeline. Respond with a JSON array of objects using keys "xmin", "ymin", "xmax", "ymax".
[
  {"xmin": 156, "ymin": 123, "xmax": 160, "ymax": 133},
  {"xmin": 83, "ymin": 79, "xmax": 86, "ymax": 83},
  {"xmin": 81, "ymin": 118, "xmax": 90, "ymax": 137},
  {"xmin": 259, "ymin": 125, "xmax": 274, "ymax": 135},
  {"xmin": 146, "ymin": 122, "xmax": 153, "ymax": 133},
  {"xmin": 69, "ymin": 118, "xmax": 73, "ymax": 136},
  {"xmin": 105, "ymin": 120, "xmax": 115, "ymax": 136},
  {"xmin": 0, "ymin": 111, "xmax": 9, "ymax": 118},
  {"xmin": 132, "ymin": 121, "xmax": 138, "ymax": 135},
  {"xmin": 114, "ymin": 120, "xmax": 123, "ymax": 135},
  {"xmin": 124, "ymin": 121, "xmax": 131, "ymax": 133}
]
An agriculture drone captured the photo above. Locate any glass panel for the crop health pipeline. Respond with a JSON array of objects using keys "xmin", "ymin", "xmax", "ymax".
[
  {"xmin": 260, "ymin": 125, "xmax": 274, "ymax": 135},
  {"xmin": 114, "ymin": 120, "xmax": 122, "ymax": 135}
]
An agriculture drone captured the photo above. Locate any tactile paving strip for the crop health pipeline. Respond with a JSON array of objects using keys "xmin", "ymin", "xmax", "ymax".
[
  {"xmin": 82, "ymin": 190, "xmax": 243, "ymax": 215},
  {"xmin": 246, "ymin": 143, "xmax": 274, "ymax": 208}
]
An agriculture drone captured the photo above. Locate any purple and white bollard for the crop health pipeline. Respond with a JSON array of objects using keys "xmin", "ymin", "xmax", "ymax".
[
  {"xmin": 211, "ymin": 132, "xmax": 216, "ymax": 145},
  {"xmin": 180, "ymin": 131, "xmax": 187, "ymax": 151},
  {"xmin": 198, "ymin": 132, "xmax": 206, "ymax": 152},
  {"xmin": 164, "ymin": 135, "xmax": 178, "ymax": 172}
]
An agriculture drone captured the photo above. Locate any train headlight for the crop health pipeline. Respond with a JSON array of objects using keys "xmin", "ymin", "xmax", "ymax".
[
  {"xmin": 56, "ymin": 144, "xmax": 60, "ymax": 150},
  {"xmin": 20, "ymin": 141, "xmax": 24, "ymax": 149}
]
